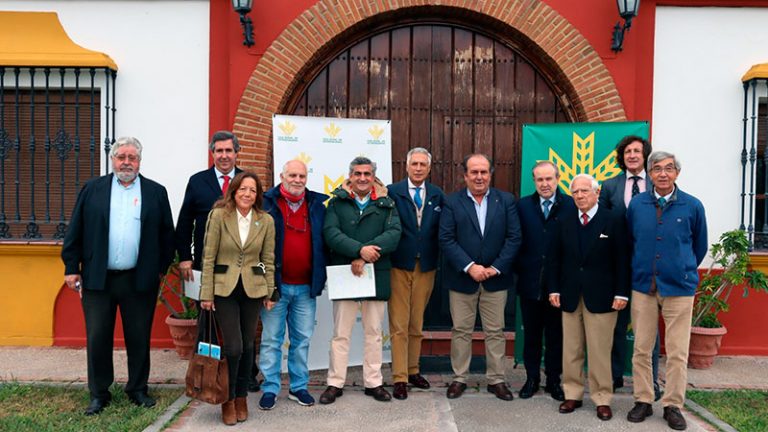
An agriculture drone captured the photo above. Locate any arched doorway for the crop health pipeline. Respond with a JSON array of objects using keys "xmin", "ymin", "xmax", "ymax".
[{"xmin": 283, "ymin": 18, "xmax": 579, "ymax": 329}]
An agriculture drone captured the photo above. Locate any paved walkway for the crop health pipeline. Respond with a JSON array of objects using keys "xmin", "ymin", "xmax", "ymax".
[{"xmin": 3, "ymin": 347, "xmax": 766, "ymax": 431}]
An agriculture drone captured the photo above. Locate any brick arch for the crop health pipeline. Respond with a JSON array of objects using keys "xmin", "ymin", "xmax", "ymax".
[{"xmin": 233, "ymin": 0, "xmax": 626, "ymax": 177}]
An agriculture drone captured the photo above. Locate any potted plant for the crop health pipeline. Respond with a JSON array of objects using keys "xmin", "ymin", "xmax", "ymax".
[
  {"xmin": 158, "ymin": 261, "xmax": 199, "ymax": 359},
  {"xmin": 689, "ymin": 229, "xmax": 768, "ymax": 369}
]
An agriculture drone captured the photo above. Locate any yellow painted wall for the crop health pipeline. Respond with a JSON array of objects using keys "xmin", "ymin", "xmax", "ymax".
[{"xmin": 0, "ymin": 244, "xmax": 63, "ymax": 346}]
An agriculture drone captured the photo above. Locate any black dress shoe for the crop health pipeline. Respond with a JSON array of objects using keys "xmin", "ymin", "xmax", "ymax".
[
  {"xmin": 558, "ymin": 399, "xmax": 583, "ymax": 413},
  {"xmin": 446, "ymin": 381, "xmax": 467, "ymax": 399},
  {"xmin": 84, "ymin": 397, "xmax": 110, "ymax": 416},
  {"xmin": 319, "ymin": 386, "xmax": 343, "ymax": 405},
  {"xmin": 364, "ymin": 386, "xmax": 392, "ymax": 402},
  {"xmin": 518, "ymin": 379, "xmax": 540, "ymax": 399},
  {"xmin": 393, "ymin": 382, "xmax": 408, "ymax": 400},
  {"xmin": 128, "ymin": 392, "xmax": 156, "ymax": 408},
  {"xmin": 544, "ymin": 383, "xmax": 565, "ymax": 401},
  {"xmin": 627, "ymin": 402, "xmax": 653, "ymax": 423},
  {"xmin": 596, "ymin": 405, "xmax": 613, "ymax": 421},
  {"xmin": 487, "ymin": 383, "xmax": 514, "ymax": 401},
  {"xmin": 408, "ymin": 374, "xmax": 431, "ymax": 389},
  {"xmin": 663, "ymin": 406, "xmax": 687, "ymax": 430}
]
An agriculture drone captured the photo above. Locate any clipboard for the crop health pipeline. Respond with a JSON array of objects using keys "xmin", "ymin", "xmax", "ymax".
[{"xmin": 326, "ymin": 263, "xmax": 376, "ymax": 300}]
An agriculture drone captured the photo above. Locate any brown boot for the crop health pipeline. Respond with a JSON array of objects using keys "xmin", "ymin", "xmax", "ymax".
[
  {"xmin": 221, "ymin": 400, "xmax": 236, "ymax": 426},
  {"xmin": 234, "ymin": 397, "xmax": 248, "ymax": 422}
]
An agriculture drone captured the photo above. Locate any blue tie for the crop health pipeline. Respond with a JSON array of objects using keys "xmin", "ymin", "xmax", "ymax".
[
  {"xmin": 413, "ymin": 187, "xmax": 423, "ymax": 209},
  {"xmin": 542, "ymin": 199, "xmax": 552, "ymax": 219},
  {"xmin": 658, "ymin": 197, "xmax": 667, "ymax": 208}
]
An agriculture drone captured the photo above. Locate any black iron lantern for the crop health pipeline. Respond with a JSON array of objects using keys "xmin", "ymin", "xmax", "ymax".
[
  {"xmin": 611, "ymin": 0, "xmax": 640, "ymax": 52},
  {"xmin": 232, "ymin": 0, "xmax": 254, "ymax": 48}
]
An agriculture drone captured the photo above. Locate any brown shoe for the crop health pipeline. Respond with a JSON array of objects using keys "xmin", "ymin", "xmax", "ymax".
[
  {"xmin": 319, "ymin": 386, "xmax": 343, "ymax": 405},
  {"xmin": 446, "ymin": 381, "xmax": 467, "ymax": 399},
  {"xmin": 596, "ymin": 405, "xmax": 613, "ymax": 421},
  {"xmin": 221, "ymin": 400, "xmax": 236, "ymax": 426},
  {"xmin": 393, "ymin": 382, "xmax": 408, "ymax": 400},
  {"xmin": 234, "ymin": 397, "xmax": 248, "ymax": 422},
  {"xmin": 663, "ymin": 406, "xmax": 687, "ymax": 430},
  {"xmin": 364, "ymin": 386, "xmax": 392, "ymax": 402},
  {"xmin": 487, "ymin": 383, "xmax": 514, "ymax": 401},
  {"xmin": 408, "ymin": 374, "xmax": 431, "ymax": 389},
  {"xmin": 558, "ymin": 399, "xmax": 583, "ymax": 413},
  {"xmin": 627, "ymin": 402, "xmax": 653, "ymax": 423}
]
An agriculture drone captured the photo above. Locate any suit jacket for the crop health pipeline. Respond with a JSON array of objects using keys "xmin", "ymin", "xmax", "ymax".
[
  {"xmin": 599, "ymin": 172, "xmax": 653, "ymax": 212},
  {"xmin": 439, "ymin": 187, "xmax": 522, "ymax": 294},
  {"xmin": 200, "ymin": 207, "xmax": 276, "ymax": 301},
  {"xmin": 175, "ymin": 166, "xmax": 243, "ymax": 270},
  {"xmin": 61, "ymin": 174, "xmax": 175, "ymax": 293},
  {"xmin": 515, "ymin": 190, "xmax": 576, "ymax": 301},
  {"xmin": 548, "ymin": 206, "xmax": 630, "ymax": 313},
  {"xmin": 387, "ymin": 179, "xmax": 445, "ymax": 272}
]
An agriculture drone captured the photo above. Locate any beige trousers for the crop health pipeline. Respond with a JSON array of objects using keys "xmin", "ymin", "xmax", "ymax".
[
  {"xmin": 561, "ymin": 297, "xmax": 617, "ymax": 406},
  {"xmin": 449, "ymin": 286, "xmax": 507, "ymax": 384},
  {"xmin": 631, "ymin": 290, "xmax": 693, "ymax": 408},
  {"xmin": 327, "ymin": 300, "xmax": 386, "ymax": 389}
]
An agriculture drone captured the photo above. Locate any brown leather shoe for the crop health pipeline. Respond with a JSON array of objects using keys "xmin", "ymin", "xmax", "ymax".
[
  {"xmin": 558, "ymin": 399, "xmax": 583, "ymax": 413},
  {"xmin": 487, "ymin": 382, "xmax": 514, "ymax": 401},
  {"xmin": 663, "ymin": 406, "xmax": 687, "ymax": 430},
  {"xmin": 446, "ymin": 381, "xmax": 467, "ymax": 399},
  {"xmin": 234, "ymin": 397, "xmax": 248, "ymax": 422},
  {"xmin": 364, "ymin": 386, "xmax": 392, "ymax": 402},
  {"xmin": 627, "ymin": 402, "xmax": 653, "ymax": 423},
  {"xmin": 596, "ymin": 405, "xmax": 613, "ymax": 421},
  {"xmin": 393, "ymin": 382, "xmax": 408, "ymax": 400},
  {"xmin": 221, "ymin": 400, "xmax": 237, "ymax": 426},
  {"xmin": 319, "ymin": 386, "xmax": 343, "ymax": 405},
  {"xmin": 408, "ymin": 374, "xmax": 431, "ymax": 389}
]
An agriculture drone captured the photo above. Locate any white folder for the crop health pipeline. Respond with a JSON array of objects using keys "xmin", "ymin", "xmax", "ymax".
[
  {"xmin": 184, "ymin": 270, "xmax": 202, "ymax": 300},
  {"xmin": 326, "ymin": 263, "xmax": 376, "ymax": 300}
]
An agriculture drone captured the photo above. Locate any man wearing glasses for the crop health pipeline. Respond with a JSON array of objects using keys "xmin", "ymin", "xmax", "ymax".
[
  {"xmin": 626, "ymin": 151, "xmax": 707, "ymax": 431},
  {"xmin": 257, "ymin": 159, "xmax": 328, "ymax": 410}
]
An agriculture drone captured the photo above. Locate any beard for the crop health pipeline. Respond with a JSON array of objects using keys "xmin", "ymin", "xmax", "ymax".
[{"xmin": 116, "ymin": 169, "xmax": 137, "ymax": 183}]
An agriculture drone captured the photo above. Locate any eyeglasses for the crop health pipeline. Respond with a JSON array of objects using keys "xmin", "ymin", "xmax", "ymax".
[
  {"xmin": 650, "ymin": 165, "xmax": 677, "ymax": 174},
  {"xmin": 114, "ymin": 154, "xmax": 139, "ymax": 162}
]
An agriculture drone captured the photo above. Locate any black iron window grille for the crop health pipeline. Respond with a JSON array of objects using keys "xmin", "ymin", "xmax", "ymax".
[{"xmin": 0, "ymin": 66, "xmax": 116, "ymax": 241}]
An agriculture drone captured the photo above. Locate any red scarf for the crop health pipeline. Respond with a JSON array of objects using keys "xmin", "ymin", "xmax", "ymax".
[{"xmin": 279, "ymin": 183, "xmax": 305, "ymax": 203}]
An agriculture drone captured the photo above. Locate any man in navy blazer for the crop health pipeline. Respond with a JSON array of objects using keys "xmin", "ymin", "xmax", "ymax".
[
  {"xmin": 439, "ymin": 154, "xmax": 522, "ymax": 401},
  {"xmin": 387, "ymin": 147, "xmax": 445, "ymax": 400},
  {"xmin": 62, "ymin": 137, "xmax": 174, "ymax": 415},
  {"xmin": 515, "ymin": 161, "xmax": 574, "ymax": 402}
]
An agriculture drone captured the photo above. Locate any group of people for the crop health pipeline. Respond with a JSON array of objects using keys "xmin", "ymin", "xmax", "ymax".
[{"xmin": 61, "ymin": 131, "xmax": 706, "ymax": 431}]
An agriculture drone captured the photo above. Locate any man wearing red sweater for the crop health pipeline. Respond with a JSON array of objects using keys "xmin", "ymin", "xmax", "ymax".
[{"xmin": 258, "ymin": 160, "xmax": 329, "ymax": 410}]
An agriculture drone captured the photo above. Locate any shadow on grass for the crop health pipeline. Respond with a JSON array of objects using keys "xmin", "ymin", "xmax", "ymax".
[{"xmin": 688, "ymin": 389, "xmax": 768, "ymax": 432}]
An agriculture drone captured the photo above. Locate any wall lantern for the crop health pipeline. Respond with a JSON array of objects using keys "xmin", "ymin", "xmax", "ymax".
[
  {"xmin": 611, "ymin": 0, "xmax": 640, "ymax": 52},
  {"xmin": 232, "ymin": 0, "xmax": 254, "ymax": 48}
]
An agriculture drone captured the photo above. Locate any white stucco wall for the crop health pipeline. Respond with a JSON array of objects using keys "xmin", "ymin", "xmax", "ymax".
[
  {"xmin": 3, "ymin": 1, "xmax": 209, "ymax": 218},
  {"xmin": 654, "ymin": 6, "xmax": 768, "ymax": 245}
]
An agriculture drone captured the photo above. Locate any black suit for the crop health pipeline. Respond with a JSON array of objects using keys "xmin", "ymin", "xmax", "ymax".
[
  {"xmin": 175, "ymin": 166, "xmax": 242, "ymax": 269},
  {"xmin": 515, "ymin": 190, "xmax": 575, "ymax": 384},
  {"xmin": 62, "ymin": 174, "xmax": 174, "ymax": 400}
]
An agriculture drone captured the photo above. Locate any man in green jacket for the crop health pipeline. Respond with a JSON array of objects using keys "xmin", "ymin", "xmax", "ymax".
[{"xmin": 319, "ymin": 156, "xmax": 402, "ymax": 404}]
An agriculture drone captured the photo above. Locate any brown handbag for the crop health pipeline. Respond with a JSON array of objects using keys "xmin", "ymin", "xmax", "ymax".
[{"xmin": 185, "ymin": 310, "xmax": 229, "ymax": 404}]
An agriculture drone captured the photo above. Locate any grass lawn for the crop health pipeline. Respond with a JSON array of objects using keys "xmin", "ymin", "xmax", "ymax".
[
  {"xmin": 0, "ymin": 382, "xmax": 184, "ymax": 432},
  {"xmin": 688, "ymin": 389, "xmax": 768, "ymax": 432}
]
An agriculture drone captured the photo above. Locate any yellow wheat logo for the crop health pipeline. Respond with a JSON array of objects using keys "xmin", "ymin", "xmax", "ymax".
[
  {"xmin": 324, "ymin": 122, "xmax": 342, "ymax": 138},
  {"xmin": 368, "ymin": 125, "xmax": 384, "ymax": 140},
  {"xmin": 295, "ymin": 152, "xmax": 312, "ymax": 165},
  {"xmin": 278, "ymin": 120, "xmax": 296, "ymax": 136},
  {"xmin": 549, "ymin": 132, "xmax": 622, "ymax": 195}
]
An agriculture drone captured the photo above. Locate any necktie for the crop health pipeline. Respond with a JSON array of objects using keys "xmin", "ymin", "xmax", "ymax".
[
  {"xmin": 542, "ymin": 199, "xmax": 552, "ymax": 219},
  {"xmin": 631, "ymin": 176, "xmax": 640, "ymax": 197},
  {"xmin": 581, "ymin": 213, "xmax": 589, "ymax": 226},
  {"xmin": 221, "ymin": 175, "xmax": 230, "ymax": 195},
  {"xmin": 658, "ymin": 197, "xmax": 666, "ymax": 208},
  {"xmin": 413, "ymin": 186, "xmax": 423, "ymax": 210}
]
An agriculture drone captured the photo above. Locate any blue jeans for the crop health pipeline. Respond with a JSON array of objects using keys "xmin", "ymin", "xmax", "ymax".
[{"xmin": 259, "ymin": 284, "xmax": 316, "ymax": 394}]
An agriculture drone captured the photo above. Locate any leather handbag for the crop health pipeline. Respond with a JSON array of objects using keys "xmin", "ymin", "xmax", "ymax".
[{"xmin": 185, "ymin": 310, "xmax": 229, "ymax": 404}]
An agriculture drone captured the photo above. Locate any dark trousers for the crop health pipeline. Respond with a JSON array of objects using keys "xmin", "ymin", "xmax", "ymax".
[
  {"xmin": 519, "ymin": 296, "xmax": 563, "ymax": 384},
  {"xmin": 612, "ymin": 303, "xmax": 661, "ymax": 383},
  {"xmin": 215, "ymin": 281, "xmax": 262, "ymax": 400},
  {"xmin": 81, "ymin": 269, "xmax": 157, "ymax": 400}
]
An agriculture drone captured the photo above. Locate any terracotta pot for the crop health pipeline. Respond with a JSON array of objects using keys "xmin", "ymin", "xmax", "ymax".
[
  {"xmin": 165, "ymin": 315, "xmax": 198, "ymax": 359},
  {"xmin": 688, "ymin": 326, "xmax": 727, "ymax": 369}
]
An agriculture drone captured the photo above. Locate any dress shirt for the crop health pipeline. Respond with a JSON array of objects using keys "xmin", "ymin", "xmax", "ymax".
[
  {"xmin": 623, "ymin": 170, "xmax": 647, "ymax": 207},
  {"xmin": 214, "ymin": 167, "xmax": 236, "ymax": 190},
  {"xmin": 408, "ymin": 178, "xmax": 426, "ymax": 227},
  {"xmin": 539, "ymin": 194, "xmax": 555, "ymax": 218},
  {"xmin": 108, "ymin": 175, "xmax": 142, "ymax": 270},
  {"xmin": 462, "ymin": 189, "xmax": 498, "ymax": 275},
  {"xmin": 654, "ymin": 186, "xmax": 676, "ymax": 204},
  {"xmin": 578, "ymin": 204, "xmax": 599, "ymax": 225},
  {"xmin": 237, "ymin": 209, "xmax": 253, "ymax": 247}
]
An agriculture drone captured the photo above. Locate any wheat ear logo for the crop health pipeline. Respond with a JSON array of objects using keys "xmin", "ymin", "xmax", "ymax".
[
  {"xmin": 368, "ymin": 125, "xmax": 384, "ymax": 140},
  {"xmin": 549, "ymin": 132, "xmax": 622, "ymax": 195},
  {"xmin": 295, "ymin": 152, "xmax": 312, "ymax": 165},
  {"xmin": 324, "ymin": 122, "xmax": 341, "ymax": 138},
  {"xmin": 278, "ymin": 120, "xmax": 296, "ymax": 136}
]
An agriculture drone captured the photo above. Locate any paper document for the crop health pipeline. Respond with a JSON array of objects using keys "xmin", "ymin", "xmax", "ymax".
[
  {"xmin": 184, "ymin": 270, "xmax": 202, "ymax": 300},
  {"xmin": 326, "ymin": 263, "xmax": 376, "ymax": 300}
]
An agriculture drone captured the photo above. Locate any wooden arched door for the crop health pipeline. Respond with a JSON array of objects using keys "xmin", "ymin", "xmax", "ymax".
[{"xmin": 287, "ymin": 22, "xmax": 576, "ymax": 329}]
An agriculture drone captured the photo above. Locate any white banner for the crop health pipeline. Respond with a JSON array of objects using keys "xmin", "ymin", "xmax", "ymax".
[{"xmin": 272, "ymin": 114, "xmax": 393, "ymax": 371}]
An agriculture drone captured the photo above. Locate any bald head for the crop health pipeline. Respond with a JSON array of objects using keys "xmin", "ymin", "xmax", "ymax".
[{"xmin": 280, "ymin": 159, "xmax": 308, "ymax": 196}]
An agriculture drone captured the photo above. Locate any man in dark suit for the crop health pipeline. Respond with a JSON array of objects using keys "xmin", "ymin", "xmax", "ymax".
[
  {"xmin": 549, "ymin": 174, "xmax": 629, "ymax": 421},
  {"xmin": 387, "ymin": 147, "xmax": 445, "ymax": 400},
  {"xmin": 598, "ymin": 135, "xmax": 661, "ymax": 400},
  {"xmin": 62, "ymin": 136, "xmax": 174, "ymax": 415},
  {"xmin": 515, "ymin": 161, "xmax": 574, "ymax": 401},
  {"xmin": 439, "ymin": 154, "xmax": 522, "ymax": 401}
]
